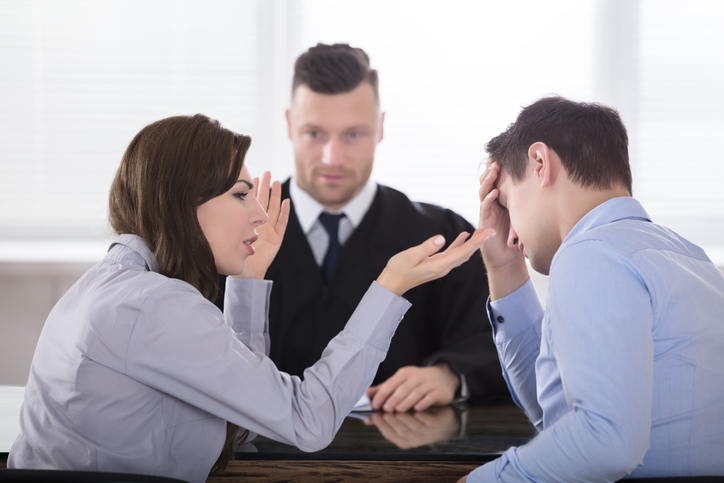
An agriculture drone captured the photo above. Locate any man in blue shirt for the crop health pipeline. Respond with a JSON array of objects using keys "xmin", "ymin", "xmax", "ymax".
[{"xmin": 464, "ymin": 96, "xmax": 724, "ymax": 481}]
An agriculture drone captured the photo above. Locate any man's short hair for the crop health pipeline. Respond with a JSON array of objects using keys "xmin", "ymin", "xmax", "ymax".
[
  {"xmin": 292, "ymin": 43, "xmax": 379, "ymax": 102},
  {"xmin": 486, "ymin": 96, "xmax": 633, "ymax": 194}
]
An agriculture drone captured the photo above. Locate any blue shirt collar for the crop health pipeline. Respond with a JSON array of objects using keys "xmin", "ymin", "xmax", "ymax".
[{"xmin": 563, "ymin": 197, "xmax": 652, "ymax": 246}]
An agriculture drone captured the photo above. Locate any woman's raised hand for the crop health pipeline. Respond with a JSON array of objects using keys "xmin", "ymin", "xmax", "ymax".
[
  {"xmin": 240, "ymin": 171, "xmax": 290, "ymax": 279},
  {"xmin": 376, "ymin": 227, "xmax": 495, "ymax": 296}
]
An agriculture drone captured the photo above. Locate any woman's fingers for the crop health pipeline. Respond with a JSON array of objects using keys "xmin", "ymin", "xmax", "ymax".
[
  {"xmin": 256, "ymin": 171, "xmax": 272, "ymax": 211},
  {"xmin": 252, "ymin": 177, "xmax": 260, "ymax": 200},
  {"xmin": 427, "ymin": 228, "xmax": 494, "ymax": 272},
  {"xmin": 275, "ymin": 199, "xmax": 291, "ymax": 237},
  {"xmin": 438, "ymin": 231, "xmax": 469, "ymax": 252},
  {"xmin": 266, "ymin": 180, "xmax": 282, "ymax": 220},
  {"xmin": 377, "ymin": 228, "xmax": 495, "ymax": 296}
]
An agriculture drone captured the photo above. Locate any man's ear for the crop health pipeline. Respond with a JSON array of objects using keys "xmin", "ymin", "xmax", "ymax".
[
  {"xmin": 377, "ymin": 111, "xmax": 385, "ymax": 143},
  {"xmin": 528, "ymin": 142, "xmax": 557, "ymax": 188},
  {"xmin": 285, "ymin": 109, "xmax": 292, "ymax": 140}
]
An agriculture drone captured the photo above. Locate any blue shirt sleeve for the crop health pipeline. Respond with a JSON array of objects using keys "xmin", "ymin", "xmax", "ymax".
[
  {"xmin": 487, "ymin": 278, "xmax": 544, "ymax": 428},
  {"xmin": 470, "ymin": 239, "xmax": 654, "ymax": 482}
]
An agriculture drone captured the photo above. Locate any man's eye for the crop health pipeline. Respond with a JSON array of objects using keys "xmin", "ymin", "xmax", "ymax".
[
  {"xmin": 348, "ymin": 132, "xmax": 359, "ymax": 139},
  {"xmin": 309, "ymin": 131, "xmax": 319, "ymax": 138}
]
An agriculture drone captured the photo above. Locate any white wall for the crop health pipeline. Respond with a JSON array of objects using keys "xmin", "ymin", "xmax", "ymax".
[{"xmin": 1, "ymin": 262, "xmax": 92, "ymax": 386}]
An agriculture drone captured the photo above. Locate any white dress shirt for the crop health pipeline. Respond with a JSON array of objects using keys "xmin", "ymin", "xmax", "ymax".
[
  {"xmin": 9, "ymin": 234, "xmax": 410, "ymax": 482},
  {"xmin": 289, "ymin": 177, "xmax": 470, "ymax": 399},
  {"xmin": 290, "ymin": 177, "xmax": 377, "ymax": 266}
]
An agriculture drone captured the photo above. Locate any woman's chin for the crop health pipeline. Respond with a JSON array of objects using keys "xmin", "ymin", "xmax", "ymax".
[{"xmin": 218, "ymin": 261, "xmax": 247, "ymax": 278}]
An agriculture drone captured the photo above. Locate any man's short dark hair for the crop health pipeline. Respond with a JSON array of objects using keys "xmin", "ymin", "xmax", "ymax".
[
  {"xmin": 292, "ymin": 43, "xmax": 379, "ymax": 102},
  {"xmin": 486, "ymin": 96, "xmax": 633, "ymax": 194}
]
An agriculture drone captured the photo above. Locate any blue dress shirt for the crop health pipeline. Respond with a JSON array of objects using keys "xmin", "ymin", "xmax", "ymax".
[{"xmin": 470, "ymin": 197, "xmax": 724, "ymax": 482}]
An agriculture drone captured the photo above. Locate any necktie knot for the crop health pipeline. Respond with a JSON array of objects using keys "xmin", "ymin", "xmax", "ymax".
[
  {"xmin": 318, "ymin": 212, "xmax": 345, "ymax": 236},
  {"xmin": 319, "ymin": 212, "xmax": 345, "ymax": 284}
]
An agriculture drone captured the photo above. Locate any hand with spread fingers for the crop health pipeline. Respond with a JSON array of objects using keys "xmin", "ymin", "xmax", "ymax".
[
  {"xmin": 376, "ymin": 227, "xmax": 495, "ymax": 297},
  {"xmin": 238, "ymin": 171, "xmax": 290, "ymax": 279}
]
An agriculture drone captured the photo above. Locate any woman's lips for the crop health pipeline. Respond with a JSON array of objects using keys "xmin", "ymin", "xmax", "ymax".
[{"xmin": 243, "ymin": 235, "xmax": 258, "ymax": 255}]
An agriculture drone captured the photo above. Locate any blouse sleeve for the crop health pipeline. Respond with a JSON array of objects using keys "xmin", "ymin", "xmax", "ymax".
[
  {"xmin": 125, "ymin": 279, "xmax": 411, "ymax": 452},
  {"xmin": 223, "ymin": 277, "xmax": 272, "ymax": 356}
]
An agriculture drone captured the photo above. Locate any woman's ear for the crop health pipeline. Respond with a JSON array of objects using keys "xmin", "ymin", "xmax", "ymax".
[{"xmin": 527, "ymin": 142, "xmax": 557, "ymax": 188}]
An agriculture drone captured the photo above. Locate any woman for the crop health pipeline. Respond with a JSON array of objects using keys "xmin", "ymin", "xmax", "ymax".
[{"xmin": 8, "ymin": 114, "xmax": 491, "ymax": 482}]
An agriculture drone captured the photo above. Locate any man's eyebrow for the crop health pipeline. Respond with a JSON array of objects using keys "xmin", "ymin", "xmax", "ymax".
[
  {"xmin": 236, "ymin": 180, "xmax": 254, "ymax": 189},
  {"xmin": 346, "ymin": 125, "xmax": 372, "ymax": 132}
]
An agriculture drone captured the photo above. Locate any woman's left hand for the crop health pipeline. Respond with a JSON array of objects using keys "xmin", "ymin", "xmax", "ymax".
[{"xmin": 239, "ymin": 171, "xmax": 290, "ymax": 279}]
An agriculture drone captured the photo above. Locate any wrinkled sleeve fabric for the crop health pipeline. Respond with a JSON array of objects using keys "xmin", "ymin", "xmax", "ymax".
[
  {"xmin": 126, "ymin": 279, "xmax": 411, "ymax": 453},
  {"xmin": 486, "ymin": 278, "xmax": 544, "ymax": 428},
  {"xmin": 470, "ymin": 240, "xmax": 654, "ymax": 482}
]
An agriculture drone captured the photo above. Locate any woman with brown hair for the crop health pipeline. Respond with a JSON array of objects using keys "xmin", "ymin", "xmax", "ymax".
[{"xmin": 8, "ymin": 114, "xmax": 492, "ymax": 482}]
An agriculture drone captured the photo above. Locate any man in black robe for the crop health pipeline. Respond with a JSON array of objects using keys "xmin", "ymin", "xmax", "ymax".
[{"xmin": 222, "ymin": 43, "xmax": 507, "ymax": 412}]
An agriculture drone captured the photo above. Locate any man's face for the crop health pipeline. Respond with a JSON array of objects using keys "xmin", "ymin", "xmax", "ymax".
[
  {"xmin": 287, "ymin": 82, "xmax": 384, "ymax": 210},
  {"xmin": 496, "ymin": 165, "xmax": 559, "ymax": 275}
]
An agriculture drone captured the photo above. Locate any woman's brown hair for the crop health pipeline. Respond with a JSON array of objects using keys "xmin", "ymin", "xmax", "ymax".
[{"xmin": 108, "ymin": 113, "xmax": 250, "ymax": 474}]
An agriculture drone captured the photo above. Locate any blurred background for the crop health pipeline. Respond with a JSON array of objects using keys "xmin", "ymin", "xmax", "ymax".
[{"xmin": 1, "ymin": 0, "xmax": 723, "ymax": 385}]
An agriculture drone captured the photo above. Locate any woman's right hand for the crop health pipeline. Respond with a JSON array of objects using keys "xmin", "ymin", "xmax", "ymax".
[
  {"xmin": 238, "ymin": 171, "xmax": 290, "ymax": 279},
  {"xmin": 376, "ymin": 227, "xmax": 495, "ymax": 296}
]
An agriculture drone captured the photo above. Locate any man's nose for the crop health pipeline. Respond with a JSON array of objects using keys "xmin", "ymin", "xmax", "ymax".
[
  {"xmin": 507, "ymin": 223, "xmax": 519, "ymax": 248},
  {"xmin": 321, "ymin": 138, "xmax": 344, "ymax": 165}
]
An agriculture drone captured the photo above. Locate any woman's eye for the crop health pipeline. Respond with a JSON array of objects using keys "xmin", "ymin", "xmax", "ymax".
[{"xmin": 234, "ymin": 192, "xmax": 248, "ymax": 201}]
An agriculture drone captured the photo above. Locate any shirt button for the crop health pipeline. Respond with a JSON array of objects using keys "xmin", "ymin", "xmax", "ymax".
[{"xmin": 496, "ymin": 315, "xmax": 505, "ymax": 324}]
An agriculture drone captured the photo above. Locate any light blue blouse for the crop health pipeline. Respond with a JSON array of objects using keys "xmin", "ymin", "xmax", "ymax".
[
  {"xmin": 9, "ymin": 234, "xmax": 411, "ymax": 482},
  {"xmin": 471, "ymin": 197, "xmax": 724, "ymax": 482}
]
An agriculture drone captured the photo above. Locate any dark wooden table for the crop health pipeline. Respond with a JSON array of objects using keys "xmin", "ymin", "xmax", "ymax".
[
  {"xmin": 208, "ymin": 402, "xmax": 535, "ymax": 482},
  {"xmin": 1, "ymin": 394, "xmax": 536, "ymax": 482}
]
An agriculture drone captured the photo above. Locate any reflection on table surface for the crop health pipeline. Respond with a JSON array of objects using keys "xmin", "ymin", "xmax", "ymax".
[
  {"xmin": 1, "ymin": 385, "xmax": 535, "ymax": 464},
  {"xmin": 236, "ymin": 402, "xmax": 536, "ymax": 461}
]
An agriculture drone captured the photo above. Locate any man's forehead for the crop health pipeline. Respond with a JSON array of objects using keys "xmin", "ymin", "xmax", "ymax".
[{"xmin": 291, "ymin": 84, "xmax": 379, "ymax": 113}]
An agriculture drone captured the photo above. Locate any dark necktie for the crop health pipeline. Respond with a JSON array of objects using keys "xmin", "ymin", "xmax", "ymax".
[{"xmin": 319, "ymin": 212, "xmax": 346, "ymax": 284}]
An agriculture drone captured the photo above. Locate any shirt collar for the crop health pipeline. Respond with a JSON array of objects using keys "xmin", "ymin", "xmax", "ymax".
[
  {"xmin": 564, "ymin": 197, "xmax": 652, "ymax": 244},
  {"xmin": 290, "ymin": 176, "xmax": 378, "ymax": 234},
  {"xmin": 108, "ymin": 233, "xmax": 160, "ymax": 273}
]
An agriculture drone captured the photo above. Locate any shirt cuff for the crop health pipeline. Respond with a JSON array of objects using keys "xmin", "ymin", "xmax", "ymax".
[
  {"xmin": 344, "ymin": 281, "xmax": 412, "ymax": 353},
  {"xmin": 487, "ymin": 278, "xmax": 544, "ymax": 344}
]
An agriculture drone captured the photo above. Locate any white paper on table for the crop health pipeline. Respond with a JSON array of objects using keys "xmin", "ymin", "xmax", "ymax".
[{"xmin": 351, "ymin": 393, "xmax": 373, "ymax": 412}]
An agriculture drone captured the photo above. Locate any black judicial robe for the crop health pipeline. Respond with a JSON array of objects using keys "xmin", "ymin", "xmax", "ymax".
[{"xmin": 259, "ymin": 180, "xmax": 508, "ymax": 402}]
